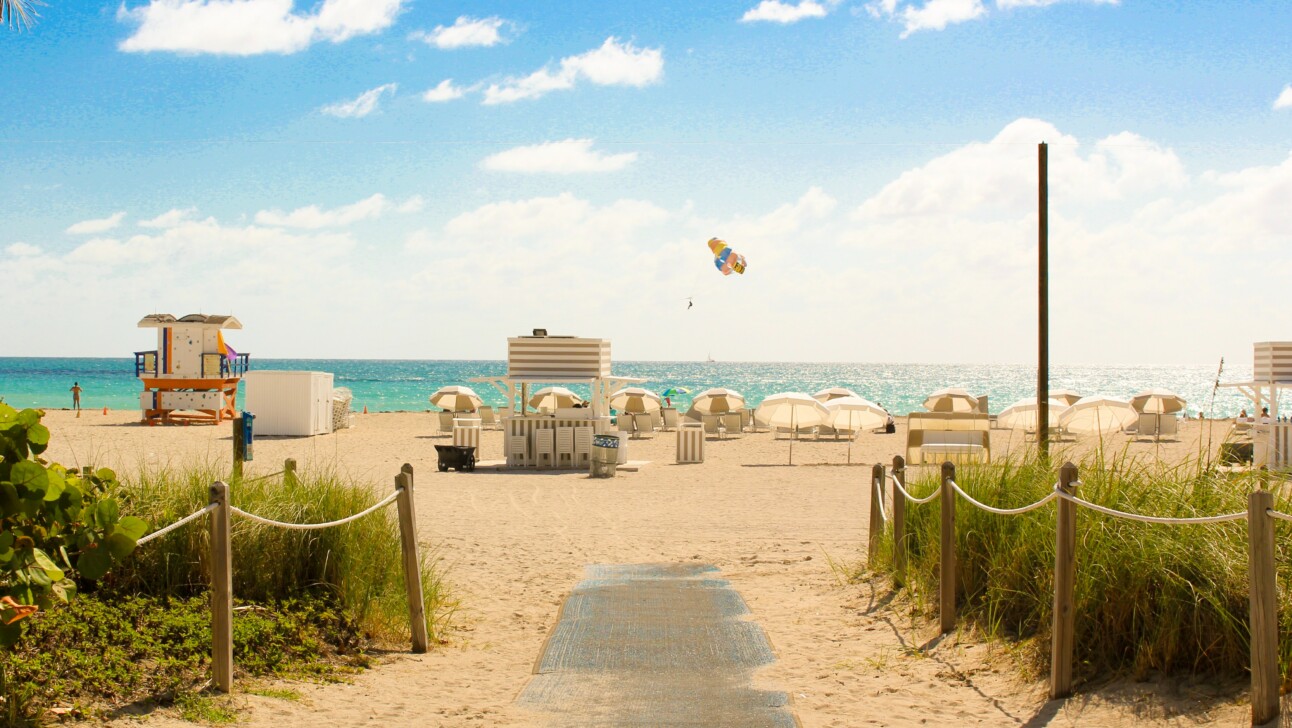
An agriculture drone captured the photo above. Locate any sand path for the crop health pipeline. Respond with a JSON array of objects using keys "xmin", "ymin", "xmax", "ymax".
[{"xmin": 38, "ymin": 411, "xmax": 1252, "ymax": 726}]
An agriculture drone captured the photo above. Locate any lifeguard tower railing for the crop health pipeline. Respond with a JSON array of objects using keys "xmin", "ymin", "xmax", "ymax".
[{"xmin": 135, "ymin": 350, "xmax": 250, "ymax": 378}]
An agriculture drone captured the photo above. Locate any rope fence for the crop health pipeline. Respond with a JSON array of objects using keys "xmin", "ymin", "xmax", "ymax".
[
  {"xmin": 865, "ymin": 455, "xmax": 1291, "ymax": 725},
  {"xmin": 124, "ymin": 459, "xmax": 428, "ymax": 693}
]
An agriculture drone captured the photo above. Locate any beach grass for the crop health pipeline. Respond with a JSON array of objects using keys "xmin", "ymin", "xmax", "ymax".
[{"xmin": 870, "ymin": 451, "xmax": 1290, "ymax": 680}]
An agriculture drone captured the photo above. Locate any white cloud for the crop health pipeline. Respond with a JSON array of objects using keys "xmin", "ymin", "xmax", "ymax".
[
  {"xmin": 66, "ymin": 212, "xmax": 126, "ymax": 235},
  {"xmin": 4, "ymin": 242, "xmax": 41, "ymax": 257},
  {"xmin": 117, "ymin": 0, "xmax": 404, "ymax": 56},
  {"xmin": 868, "ymin": 0, "xmax": 1114, "ymax": 37},
  {"xmin": 139, "ymin": 207, "xmax": 198, "ymax": 228},
  {"xmin": 421, "ymin": 79, "xmax": 466, "ymax": 102},
  {"xmin": 256, "ymin": 193, "xmax": 419, "ymax": 228},
  {"xmin": 480, "ymin": 139, "xmax": 638, "ymax": 174},
  {"xmin": 410, "ymin": 16, "xmax": 508, "ymax": 49},
  {"xmin": 483, "ymin": 37, "xmax": 663, "ymax": 105},
  {"xmin": 1275, "ymin": 85, "xmax": 1292, "ymax": 110},
  {"xmin": 740, "ymin": 0, "xmax": 829, "ymax": 23},
  {"xmin": 321, "ymin": 83, "xmax": 397, "ymax": 118}
]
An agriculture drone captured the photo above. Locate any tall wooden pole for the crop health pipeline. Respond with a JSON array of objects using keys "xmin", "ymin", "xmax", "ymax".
[
  {"xmin": 1248, "ymin": 489, "xmax": 1279, "ymax": 725},
  {"xmin": 1038, "ymin": 142, "xmax": 1050, "ymax": 458},
  {"xmin": 1050, "ymin": 462, "xmax": 1079, "ymax": 699},
  {"xmin": 396, "ymin": 464, "xmax": 430, "ymax": 653},
  {"xmin": 939, "ymin": 461, "xmax": 957, "ymax": 634},
  {"xmin": 209, "ymin": 481, "xmax": 233, "ymax": 692}
]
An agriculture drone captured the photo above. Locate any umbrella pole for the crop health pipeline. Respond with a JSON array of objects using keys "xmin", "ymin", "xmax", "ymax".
[{"xmin": 789, "ymin": 408, "xmax": 795, "ymax": 466}]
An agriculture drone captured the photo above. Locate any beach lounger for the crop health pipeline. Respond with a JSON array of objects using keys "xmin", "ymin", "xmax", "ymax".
[
  {"xmin": 905, "ymin": 412, "xmax": 990, "ymax": 464},
  {"xmin": 649, "ymin": 410, "xmax": 662, "ymax": 431},
  {"xmin": 661, "ymin": 408, "xmax": 680, "ymax": 431},
  {"xmin": 817, "ymin": 424, "xmax": 837, "ymax": 440},
  {"xmin": 703, "ymin": 415, "xmax": 723, "ymax": 437},
  {"xmin": 634, "ymin": 412, "xmax": 654, "ymax": 438},
  {"xmin": 740, "ymin": 408, "xmax": 752, "ymax": 432},
  {"xmin": 722, "ymin": 413, "xmax": 742, "ymax": 437},
  {"xmin": 437, "ymin": 410, "xmax": 455, "ymax": 433},
  {"xmin": 618, "ymin": 414, "xmax": 635, "ymax": 436},
  {"xmin": 479, "ymin": 406, "xmax": 497, "ymax": 429}
]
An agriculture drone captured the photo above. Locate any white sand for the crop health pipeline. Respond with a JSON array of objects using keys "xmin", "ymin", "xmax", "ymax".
[{"xmin": 38, "ymin": 410, "xmax": 1257, "ymax": 726}]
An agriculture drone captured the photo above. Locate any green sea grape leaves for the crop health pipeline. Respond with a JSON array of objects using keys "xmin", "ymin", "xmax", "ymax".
[{"xmin": 115, "ymin": 516, "xmax": 148, "ymax": 541}]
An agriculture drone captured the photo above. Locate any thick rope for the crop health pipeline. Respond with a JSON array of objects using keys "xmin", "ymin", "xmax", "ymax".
[
  {"xmin": 947, "ymin": 480, "xmax": 1057, "ymax": 515},
  {"xmin": 887, "ymin": 473, "xmax": 942, "ymax": 504},
  {"xmin": 873, "ymin": 477, "xmax": 889, "ymax": 523},
  {"xmin": 231, "ymin": 490, "xmax": 401, "ymax": 530},
  {"xmin": 1053, "ymin": 488, "xmax": 1246, "ymax": 524},
  {"xmin": 240, "ymin": 470, "xmax": 285, "ymax": 484},
  {"xmin": 136, "ymin": 503, "xmax": 219, "ymax": 546},
  {"xmin": 1267, "ymin": 509, "xmax": 1292, "ymax": 522}
]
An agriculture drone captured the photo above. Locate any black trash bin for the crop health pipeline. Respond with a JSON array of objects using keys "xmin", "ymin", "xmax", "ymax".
[{"xmin": 435, "ymin": 444, "xmax": 477, "ymax": 472}]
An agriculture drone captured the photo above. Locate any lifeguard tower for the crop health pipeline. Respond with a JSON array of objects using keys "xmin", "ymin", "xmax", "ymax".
[
  {"xmin": 134, "ymin": 314, "xmax": 250, "ymax": 425},
  {"xmin": 1221, "ymin": 341, "xmax": 1291, "ymax": 469}
]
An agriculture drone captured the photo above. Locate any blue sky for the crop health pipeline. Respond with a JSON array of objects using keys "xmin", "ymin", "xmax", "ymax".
[{"xmin": 2, "ymin": 0, "xmax": 1290, "ymax": 366}]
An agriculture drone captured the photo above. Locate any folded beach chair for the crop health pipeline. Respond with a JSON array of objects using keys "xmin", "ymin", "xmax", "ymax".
[
  {"xmin": 573, "ymin": 427, "xmax": 594, "ymax": 468},
  {"xmin": 555, "ymin": 427, "xmax": 574, "ymax": 468},
  {"xmin": 507, "ymin": 435, "xmax": 528, "ymax": 468},
  {"xmin": 534, "ymin": 429, "xmax": 555, "ymax": 469},
  {"xmin": 437, "ymin": 410, "xmax": 455, "ymax": 433}
]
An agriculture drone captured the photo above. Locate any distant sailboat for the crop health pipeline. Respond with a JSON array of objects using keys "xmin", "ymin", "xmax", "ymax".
[{"xmin": 706, "ymin": 352, "xmax": 716, "ymax": 363}]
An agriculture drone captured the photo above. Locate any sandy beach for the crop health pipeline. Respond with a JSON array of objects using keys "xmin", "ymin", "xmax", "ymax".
[{"xmin": 31, "ymin": 409, "xmax": 1266, "ymax": 727}]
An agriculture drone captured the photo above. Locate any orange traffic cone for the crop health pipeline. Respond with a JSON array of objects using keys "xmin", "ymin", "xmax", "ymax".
[
  {"xmin": 362, "ymin": 405, "xmax": 368, "ymax": 414},
  {"xmin": 103, "ymin": 406, "xmax": 108, "ymax": 415}
]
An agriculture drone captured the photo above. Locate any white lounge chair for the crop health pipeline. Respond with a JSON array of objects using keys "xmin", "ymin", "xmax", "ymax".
[
  {"xmin": 702, "ymin": 415, "xmax": 723, "ymax": 437},
  {"xmin": 722, "ymin": 413, "xmax": 742, "ymax": 437},
  {"xmin": 618, "ymin": 414, "xmax": 635, "ymax": 436},
  {"xmin": 507, "ymin": 435, "xmax": 528, "ymax": 468},
  {"xmin": 479, "ymin": 406, "xmax": 497, "ymax": 429},
  {"xmin": 634, "ymin": 412, "xmax": 654, "ymax": 438},
  {"xmin": 661, "ymin": 408, "xmax": 680, "ymax": 431},
  {"xmin": 555, "ymin": 427, "xmax": 575, "ymax": 468},
  {"xmin": 573, "ymin": 427, "xmax": 594, "ymax": 468},
  {"xmin": 534, "ymin": 429, "xmax": 555, "ymax": 469},
  {"xmin": 437, "ymin": 410, "xmax": 455, "ymax": 433}
]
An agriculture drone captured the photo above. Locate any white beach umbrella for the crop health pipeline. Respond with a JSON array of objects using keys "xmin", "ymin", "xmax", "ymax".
[
  {"xmin": 923, "ymin": 388, "xmax": 979, "ymax": 413},
  {"xmin": 429, "ymin": 385, "xmax": 483, "ymax": 412},
  {"xmin": 813, "ymin": 387, "xmax": 860, "ymax": 403},
  {"xmin": 997, "ymin": 397, "xmax": 1068, "ymax": 431},
  {"xmin": 610, "ymin": 386, "xmax": 662, "ymax": 414},
  {"xmin": 1130, "ymin": 388, "xmax": 1187, "ymax": 415},
  {"xmin": 690, "ymin": 388, "xmax": 746, "ymax": 415},
  {"xmin": 756, "ymin": 392, "xmax": 830, "ymax": 465},
  {"xmin": 1058, "ymin": 396, "xmax": 1138, "ymax": 434},
  {"xmin": 529, "ymin": 386, "xmax": 583, "ymax": 412},
  {"xmin": 823, "ymin": 396, "xmax": 888, "ymax": 464},
  {"xmin": 1049, "ymin": 388, "xmax": 1083, "ymax": 406}
]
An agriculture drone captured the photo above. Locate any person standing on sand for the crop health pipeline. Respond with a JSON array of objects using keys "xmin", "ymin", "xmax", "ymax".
[{"xmin": 70, "ymin": 382, "xmax": 82, "ymax": 412}]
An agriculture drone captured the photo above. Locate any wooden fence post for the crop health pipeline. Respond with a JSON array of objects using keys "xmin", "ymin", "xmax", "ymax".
[
  {"xmin": 232, "ymin": 416, "xmax": 246, "ymax": 480},
  {"xmin": 892, "ymin": 455, "xmax": 907, "ymax": 588},
  {"xmin": 283, "ymin": 458, "xmax": 297, "ymax": 486},
  {"xmin": 396, "ymin": 463, "xmax": 430, "ymax": 653},
  {"xmin": 209, "ymin": 481, "xmax": 233, "ymax": 692},
  {"xmin": 869, "ymin": 463, "xmax": 885, "ymax": 562},
  {"xmin": 1248, "ymin": 489, "xmax": 1279, "ymax": 726},
  {"xmin": 1050, "ymin": 462, "xmax": 1079, "ymax": 699},
  {"xmin": 940, "ymin": 461, "xmax": 957, "ymax": 634}
]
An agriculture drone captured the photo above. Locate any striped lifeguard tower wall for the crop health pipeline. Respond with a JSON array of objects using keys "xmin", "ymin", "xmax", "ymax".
[
  {"xmin": 134, "ymin": 314, "xmax": 250, "ymax": 425},
  {"xmin": 1225, "ymin": 342, "xmax": 1292, "ymax": 470}
]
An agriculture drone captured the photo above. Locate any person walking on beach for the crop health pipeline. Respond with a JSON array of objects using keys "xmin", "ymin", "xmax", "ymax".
[{"xmin": 70, "ymin": 382, "xmax": 82, "ymax": 413}]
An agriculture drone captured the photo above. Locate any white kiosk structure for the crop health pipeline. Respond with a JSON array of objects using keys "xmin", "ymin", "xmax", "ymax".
[
  {"xmin": 134, "ymin": 314, "xmax": 250, "ymax": 425},
  {"xmin": 470, "ymin": 332, "xmax": 645, "ymax": 468},
  {"xmin": 1221, "ymin": 341, "xmax": 1291, "ymax": 469}
]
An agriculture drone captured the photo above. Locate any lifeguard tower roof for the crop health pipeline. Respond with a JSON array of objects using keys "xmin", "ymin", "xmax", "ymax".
[{"xmin": 138, "ymin": 314, "xmax": 242, "ymax": 329}]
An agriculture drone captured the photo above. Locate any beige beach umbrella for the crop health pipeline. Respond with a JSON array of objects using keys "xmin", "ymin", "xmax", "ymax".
[
  {"xmin": 923, "ymin": 388, "xmax": 979, "ymax": 413},
  {"xmin": 756, "ymin": 392, "xmax": 830, "ymax": 465},
  {"xmin": 429, "ymin": 385, "xmax": 483, "ymax": 412},
  {"xmin": 813, "ymin": 387, "xmax": 860, "ymax": 403},
  {"xmin": 610, "ymin": 386, "xmax": 662, "ymax": 414},
  {"xmin": 1049, "ymin": 388, "xmax": 1083, "ymax": 406},
  {"xmin": 690, "ymin": 388, "xmax": 746, "ymax": 416},
  {"xmin": 1058, "ymin": 396, "xmax": 1138, "ymax": 434},
  {"xmin": 823, "ymin": 396, "xmax": 888, "ymax": 464},
  {"xmin": 997, "ymin": 397, "xmax": 1068, "ymax": 431},
  {"xmin": 1130, "ymin": 388, "xmax": 1187, "ymax": 415},
  {"xmin": 528, "ymin": 386, "xmax": 583, "ymax": 413}
]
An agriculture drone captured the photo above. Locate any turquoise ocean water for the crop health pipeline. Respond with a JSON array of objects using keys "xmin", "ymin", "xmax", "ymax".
[{"xmin": 0, "ymin": 357, "xmax": 1271, "ymax": 418}]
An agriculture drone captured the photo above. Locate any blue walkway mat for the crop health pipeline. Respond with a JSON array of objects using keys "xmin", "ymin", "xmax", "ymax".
[{"xmin": 518, "ymin": 563, "xmax": 799, "ymax": 727}]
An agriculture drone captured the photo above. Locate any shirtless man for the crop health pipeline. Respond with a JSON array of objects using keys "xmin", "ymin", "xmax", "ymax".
[{"xmin": 70, "ymin": 382, "xmax": 82, "ymax": 411}]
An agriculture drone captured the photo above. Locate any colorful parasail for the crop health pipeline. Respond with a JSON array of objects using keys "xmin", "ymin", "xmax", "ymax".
[{"xmin": 708, "ymin": 238, "xmax": 747, "ymax": 276}]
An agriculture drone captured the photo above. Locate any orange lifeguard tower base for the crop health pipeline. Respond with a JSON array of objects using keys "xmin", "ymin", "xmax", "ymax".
[{"xmin": 134, "ymin": 314, "xmax": 250, "ymax": 425}]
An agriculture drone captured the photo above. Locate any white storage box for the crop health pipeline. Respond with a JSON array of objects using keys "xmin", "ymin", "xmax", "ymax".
[{"xmin": 243, "ymin": 371, "xmax": 335, "ymax": 437}]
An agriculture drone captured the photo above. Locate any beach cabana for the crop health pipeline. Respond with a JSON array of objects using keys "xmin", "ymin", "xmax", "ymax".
[
  {"xmin": 134, "ymin": 313, "xmax": 249, "ymax": 425},
  {"xmin": 923, "ymin": 388, "xmax": 978, "ymax": 413},
  {"xmin": 1057, "ymin": 396, "xmax": 1137, "ymax": 435},
  {"xmin": 756, "ymin": 392, "xmax": 829, "ymax": 465},
  {"xmin": 430, "ymin": 385, "xmax": 483, "ymax": 412},
  {"xmin": 1220, "ymin": 342, "xmax": 1292, "ymax": 468}
]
